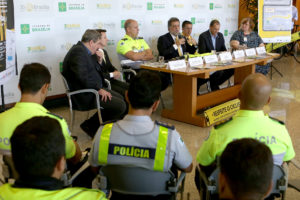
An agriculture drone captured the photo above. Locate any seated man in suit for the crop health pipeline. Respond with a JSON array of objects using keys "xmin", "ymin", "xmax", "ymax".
[
  {"xmin": 219, "ymin": 139, "xmax": 273, "ymax": 200},
  {"xmin": 94, "ymin": 29, "xmax": 128, "ymax": 97},
  {"xmin": 157, "ymin": 17, "xmax": 186, "ymax": 90},
  {"xmin": 89, "ymin": 71, "xmax": 193, "ymax": 200},
  {"xmin": 0, "ymin": 116, "xmax": 107, "ymax": 200},
  {"xmin": 197, "ymin": 19, "xmax": 234, "ymax": 92},
  {"xmin": 195, "ymin": 73, "xmax": 295, "ymax": 195},
  {"xmin": 62, "ymin": 29, "xmax": 127, "ymax": 137},
  {"xmin": 182, "ymin": 20, "xmax": 197, "ymax": 54}
]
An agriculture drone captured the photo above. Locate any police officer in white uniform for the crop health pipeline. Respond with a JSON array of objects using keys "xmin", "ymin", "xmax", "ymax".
[{"xmin": 89, "ymin": 71, "xmax": 193, "ymax": 199}]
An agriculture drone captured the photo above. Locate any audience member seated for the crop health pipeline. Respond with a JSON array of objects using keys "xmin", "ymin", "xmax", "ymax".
[
  {"xmin": 0, "ymin": 117, "xmax": 107, "ymax": 200},
  {"xmin": 94, "ymin": 29, "xmax": 128, "ymax": 97},
  {"xmin": 219, "ymin": 138, "xmax": 273, "ymax": 200},
  {"xmin": 0, "ymin": 63, "xmax": 81, "ymax": 166},
  {"xmin": 197, "ymin": 19, "xmax": 234, "ymax": 92},
  {"xmin": 62, "ymin": 29, "xmax": 127, "ymax": 137},
  {"xmin": 230, "ymin": 18, "xmax": 269, "ymax": 75},
  {"xmin": 182, "ymin": 20, "xmax": 197, "ymax": 54},
  {"xmin": 157, "ymin": 17, "xmax": 186, "ymax": 90},
  {"xmin": 195, "ymin": 73, "xmax": 295, "ymax": 190},
  {"xmin": 89, "ymin": 71, "xmax": 193, "ymax": 200}
]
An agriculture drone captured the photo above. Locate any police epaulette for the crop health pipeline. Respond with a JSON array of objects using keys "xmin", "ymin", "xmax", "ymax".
[
  {"xmin": 155, "ymin": 120, "xmax": 175, "ymax": 130},
  {"xmin": 121, "ymin": 38, "xmax": 128, "ymax": 41},
  {"xmin": 137, "ymin": 37, "xmax": 144, "ymax": 39},
  {"xmin": 213, "ymin": 117, "xmax": 233, "ymax": 129},
  {"xmin": 269, "ymin": 116, "xmax": 285, "ymax": 125},
  {"xmin": 47, "ymin": 112, "xmax": 63, "ymax": 120}
]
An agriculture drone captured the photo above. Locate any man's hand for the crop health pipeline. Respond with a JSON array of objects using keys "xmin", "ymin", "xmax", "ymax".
[
  {"xmin": 112, "ymin": 71, "xmax": 121, "ymax": 79},
  {"xmin": 98, "ymin": 89, "xmax": 112, "ymax": 102},
  {"xmin": 190, "ymin": 37, "xmax": 197, "ymax": 46},
  {"xmin": 95, "ymin": 49, "xmax": 104, "ymax": 64},
  {"xmin": 176, "ymin": 38, "xmax": 185, "ymax": 46}
]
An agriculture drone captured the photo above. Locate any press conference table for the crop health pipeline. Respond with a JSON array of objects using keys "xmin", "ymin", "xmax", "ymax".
[{"xmin": 141, "ymin": 54, "xmax": 278, "ymax": 127}]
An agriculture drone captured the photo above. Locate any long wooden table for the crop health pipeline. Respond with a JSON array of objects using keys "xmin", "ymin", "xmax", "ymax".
[{"xmin": 141, "ymin": 55, "xmax": 277, "ymax": 127}]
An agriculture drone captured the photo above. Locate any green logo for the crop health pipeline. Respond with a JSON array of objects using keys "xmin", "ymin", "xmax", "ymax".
[
  {"xmin": 191, "ymin": 17, "xmax": 196, "ymax": 24},
  {"xmin": 224, "ymin": 30, "xmax": 228, "ymax": 36},
  {"xmin": 59, "ymin": 62, "xmax": 63, "ymax": 72},
  {"xmin": 21, "ymin": 24, "xmax": 30, "ymax": 34},
  {"xmin": 209, "ymin": 3, "xmax": 214, "ymax": 10},
  {"xmin": 121, "ymin": 20, "xmax": 125, "ymax": 28},
  {"xmin": 58, "ymin": 2, "xmax": 67, "ymax": 12},
  {"xmin": 147, "ymin": 2, "xmax": 153, "ymax": 10}
]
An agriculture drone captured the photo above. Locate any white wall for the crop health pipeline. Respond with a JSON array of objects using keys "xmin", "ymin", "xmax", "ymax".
[{"xmin": 3, "ymin": 0, "xmax": 239, "ymax": 104}]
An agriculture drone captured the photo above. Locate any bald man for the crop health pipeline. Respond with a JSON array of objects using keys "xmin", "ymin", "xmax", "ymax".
[{"xmin": 195, "ymin": 73, "xmax": 295, "ymax": 192}]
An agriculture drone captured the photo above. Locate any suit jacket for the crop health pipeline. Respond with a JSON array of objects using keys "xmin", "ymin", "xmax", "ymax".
[
  {"xmin": 93, "ymin": 49, "xmax": 117, "ymax": 81},
  {"xmin": 62, "ymin": 41, "xmax": 104, "ymax": 111},
  {"xmin": 157, "ymin": 33, "xmax": 186, "ymax": 60},
  {"xmin": 198, "ymin": 30, "xmax": 227, "ymax": 54}
]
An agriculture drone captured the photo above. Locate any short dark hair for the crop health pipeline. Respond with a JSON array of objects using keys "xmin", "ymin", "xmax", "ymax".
[
  {"xmin": 182, "ymin": 20, "xmax": 192, "ymax": 29},
  {"xmin": 220, "ymin": 138, "xmax": 273, "ymax": 200},
  {"xmin": 11, "ymin": 117, "xmax": 65, "ymax": 178},
  {"xmin": 168, "ymin": 17, "xmax": 180, "ymax": 28},
  {"xmin": 81, "ymin": 29, "xmax": 101, "ymax": 43},
  {"xmin": 95, "ymin": 29, "xmax": 107, "ymax": 39},
  {"xmin": 128, "ymin": 71, "xmax": 161, "ymax": 109},
  {"xmin": 210, "ymin": 19, "xmax": 220, "ymax": 27},
  {"xmin": 19, "ymin": 63, "xmax": 51, "ymax": 94}
]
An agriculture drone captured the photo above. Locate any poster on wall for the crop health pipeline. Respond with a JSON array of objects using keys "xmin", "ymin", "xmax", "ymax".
[
  {"xmin": 258, "ymin": 0, "xmax": 292, "ymax": 43},
  {"xmin": 0, "ymin": 0, "xmax": 15, "ymax": 85}
]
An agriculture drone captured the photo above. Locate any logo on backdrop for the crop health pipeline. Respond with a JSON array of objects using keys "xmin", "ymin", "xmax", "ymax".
[
  {"xmin": 21, "ymin": 24, "xmax": 51, "ymax": 34},
  {"xmin": 191, "ymin": 17, "xmax": 206, "ymax": 25},
  {"xmin": 97, "ymin": 3, "xmax": 112, "ymax": 9},
  {"xmin": 58, "ymin": 2, "xmax": 67, "ymax": 12},
  {"xmin": 147, "ymin": 2, "xmax": 166, "ymax": 10},
  {"xmin": 60, "ymin": 42, "xmax": 73, "ymax": 51},
  {"xmin": 58, "ymin": 2, "xmax": 85, "ymax": 12},
  {"xmin": 122, "ymin": 3, "xmax": 143, "ymax": 10},
  {"xmin": 19, "ymin": 3, "xmax": 50, "ymax": 12},
  {"xmin": 192, "ymin": 4, "xmax": 206, "ymax": 10},
  {"xmin": 228, "ymin": 4, "xmax": 236, "ymax": 9},
  {"xmin": 27, "ymin": 45, "xmax": 46, "ymax": 53},
  {"xmin": 209, "ymin": 3, "xmax": 223, "ymax": 10},
  {"xmin": 173, "ymin": 4, "xmax": 184, "ymax": 8},
  {"xmin": 93, "ymin": 22, "xmax": 116, "ymax": 29},
  {"xmin": 64, "ymin": 24, "xmax": 81, "ymax": 30},
  {"xmin": 151, "ymin": 20, "xmax": 163, "ymax": 25}
]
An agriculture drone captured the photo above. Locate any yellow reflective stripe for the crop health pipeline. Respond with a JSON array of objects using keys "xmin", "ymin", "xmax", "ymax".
[
  {"xmin": 98, "ymin": 123, "xmax": 113, "ymax": 164},
  {"xmin": 153, "ymin": 126, "xmax": 168, "ymax": 171}
]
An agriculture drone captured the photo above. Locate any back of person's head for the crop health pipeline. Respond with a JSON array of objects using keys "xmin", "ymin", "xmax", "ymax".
[
  {"xmin": 182, "ymin": 20, "xmax": 192, "ymax": 29},
  {"xmin": 210, "ymin": 19, "xmax": 220, "ymax": 27},
  {"xmin": 239, "ymin": 73, "xmax": 272, "ymax": 110},
  {"xmin": 19, "ymin": 63, "xmax": 51, "ymax": 94},
  {"xmin": 128, "ymin": 71, "xmax": 161, "ymax": 109},
  {"xmin": 220, "ymin": 138, "xmax": 273, "ymax": 200},
  {"xmin": 168, "ymin": 17, "xmax": 180, "ymax": 28},
  {"xmin": 81, "ymin": 29, "xmax": 101, "ymax": 43},
  {"xmin": 11, "ymin": 116, "xmax": 65, "ymax": 178}
]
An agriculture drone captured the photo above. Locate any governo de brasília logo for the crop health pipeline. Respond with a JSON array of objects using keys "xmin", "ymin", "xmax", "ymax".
[
  {"xmin": 58, "ymin": 2, "xmax": 67, "ymax": 12},
  {"xmin": 21, "ymin": 24, "xmax": 30, "ymax": 34}
]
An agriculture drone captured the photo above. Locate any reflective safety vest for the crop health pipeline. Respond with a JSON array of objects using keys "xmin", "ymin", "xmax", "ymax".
[
  {"xmin": 0, "ymin": 184, "xmax": 107, "ymax": 200},
  {"xmin": 98, "ymin": 123, "xmax": 169, "ymax": 171}
]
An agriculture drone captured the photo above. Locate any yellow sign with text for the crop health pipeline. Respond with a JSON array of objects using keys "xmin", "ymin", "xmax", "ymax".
[{"xmin": 204, "ymin": 99, "xmax": 240, "ymax": 126}]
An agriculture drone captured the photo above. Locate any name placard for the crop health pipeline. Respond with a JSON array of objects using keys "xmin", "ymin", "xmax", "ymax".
[
  {"xmin": 245, "ymin": 48, "xmax": 257, "ymax": 57},
  {"xmin": 219, "ymin": 52, "xmax": 233, "ymax": 61},
  {"xmin": 233, "ymin": 50, "xmax": 245, "ymax": 59},
  {"xmin": 256, "ymin": 46, "xmax": 267, "ymax": 55},
  {"xmin": 188, "ymin": 57, "xmax": 203, "ymax": 67},
  {"xmin": 203, "ymin": 54, "xmax": 218, "ymax": 64},
  {"xmin": 168, "ymin": 60, "xmax": 186, "ymax": 70}
]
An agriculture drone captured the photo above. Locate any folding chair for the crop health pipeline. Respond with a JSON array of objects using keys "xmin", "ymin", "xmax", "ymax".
[
  {"xmin": 61, "ymin": 75, "xmax": 103, "ymax": 131},
  {"xmin": 96, "ymin": 165, "xmax": 186, "ymax": 200}
]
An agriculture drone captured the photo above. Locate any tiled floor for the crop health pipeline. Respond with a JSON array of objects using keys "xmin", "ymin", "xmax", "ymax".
[{"xmin": 2, "ymin": 55, "xmax": 300, "ymax": 199}]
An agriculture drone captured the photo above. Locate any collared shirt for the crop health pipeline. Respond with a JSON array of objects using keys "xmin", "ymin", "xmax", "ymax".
[
  {"xmin": 89, "ymin": 114, "xmax": 192, "ymax": 172},
  {"xmin": 0, "ymin": 102, "xmax": 75, "ymax": 159},
  {"xmin": 196, "ymin": 110, "xmax": 295, "ymax": 166},
  {"xmin": 82, "ymin": 42, "xmax": 92, "ymax": 55},
  {"xmin": 171, "ymin": 33, "xmax": 184, "ymax": 54},
  {"xmin": 209, "ymin": 31, "xmax": 218, "ymax": 50}
]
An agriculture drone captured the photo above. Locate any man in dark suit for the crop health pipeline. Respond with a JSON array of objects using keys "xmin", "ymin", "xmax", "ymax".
[
  {"xmin": 157, "ymin": 17, "xmax": 186, "ymax": 89},
  {"xmin": 94, "ymin": 29, "xmax": 128, "ymax": 97},
  {"xmin": 197, "ymin": 20, "xmax": 234, "ymax": 92},
  {"xmin": 62, "ymin": 29, "xmax": 127, "ymax": 137},
  {"xmin": 182, "ymin": 20, "xmax": 197, "ymax": 54}
]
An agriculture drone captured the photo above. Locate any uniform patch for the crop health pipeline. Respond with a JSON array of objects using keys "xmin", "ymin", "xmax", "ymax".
[
  {"xmin": 108, "ymin": 143, "xmax": 156, "ymax": 159},
  {"xmin": 155, "ymin": 120, "xmax": 175, "ymax": 130},
  {"xmin": 47, "ymin": 112, "xmax": 63, "ymax": 120},
  {"xmin": 120, "ymin": 42, "xmax": 124, "ymax": 46}
]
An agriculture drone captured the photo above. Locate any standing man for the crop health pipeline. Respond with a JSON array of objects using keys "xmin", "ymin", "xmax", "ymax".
[
  {"xmin": 182, "ymin": 20, "xmax": 197, "ymax": 54},
  {"xmin": 116, "ymin": 19, "xmax": 153, "ymax": 70},
  {"xmin": 89, "ymin": 71, "xmax": 193, "ymax": 199},
  {"xmin": 63, "ymin": 29, "xmax": 127, "ymax": 137},
  {"xmin": 94, "ymin": 29, "xmax": 128, "ymax": 97},
  {"xmin": 0, "ymin": 117, "xmax": 107, "ymax": 200},
  {"xmin": 197, "ymin": 19, "xmax": 234, "ymax": 91}
]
